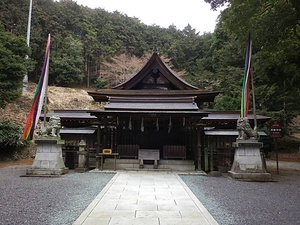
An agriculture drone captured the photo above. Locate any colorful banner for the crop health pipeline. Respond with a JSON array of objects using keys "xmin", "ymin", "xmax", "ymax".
[
  {"xmin": 241, "ymin": 34, "xmax": 252, "ymax": 118},
  {"xmin": 22, "ymin": 34, "xmax": 51, "ymax": 141}
]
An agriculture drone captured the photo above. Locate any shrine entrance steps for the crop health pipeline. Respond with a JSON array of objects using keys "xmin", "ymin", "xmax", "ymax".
[{"xmin": 100, "ymin": 159, "xmax": 195, "ymax": 172}]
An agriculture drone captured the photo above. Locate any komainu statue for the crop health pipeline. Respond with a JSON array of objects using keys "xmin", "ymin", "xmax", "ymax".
[
  {"xmin": 237, "ymin": 117, "xmax": 259, "ymax": 140},
  {"xmin": 39, "ymin": 116, "xmax": 61, "ymax": 138}
]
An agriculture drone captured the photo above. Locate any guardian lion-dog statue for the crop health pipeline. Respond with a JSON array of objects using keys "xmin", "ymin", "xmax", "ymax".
[
  {"xmin": 237, "ymin": 117, "xmax": 259, "ymax": 140},
  {"xmin": 39, "ymin": 116, "xmax": 61, "ymax": 138}
]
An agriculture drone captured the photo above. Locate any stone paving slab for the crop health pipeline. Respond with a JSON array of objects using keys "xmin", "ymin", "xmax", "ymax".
[{"xmin": 73, "ymin": 171, "xmax": 218, "ymax": 225}]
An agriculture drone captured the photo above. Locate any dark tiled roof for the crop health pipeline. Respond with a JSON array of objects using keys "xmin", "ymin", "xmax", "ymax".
[
  {"xmin": 113, "ymin": 52, "xmax": 198, "ymax": 90},
  {"xmin": 88, "ymin": 89, "xmax": 219, "ymax": 103},
  {"xmin": 89, "ymin": 109, "xmax": 210, "ymax": 117},
  {"xmin": 45, "ymin": 111, "xmax": 97, "ymax": 120},
  {"xmin": 204, "ymin": 129, "xmax": 267, "ymax": 136},
  {"xmin": 202, "ymin": 111, "xmax": 270, "ymax": 122},
  {"xmin": 104, "ymin": 96, "xmax": 199, "ymax": 111},
  {"xmin": 88, "ymin": 52, "xmax": 219, "ymax": 104},
  {"xmin": 60, "ymin": 127, "xmax": 96, "ymax": 134}
]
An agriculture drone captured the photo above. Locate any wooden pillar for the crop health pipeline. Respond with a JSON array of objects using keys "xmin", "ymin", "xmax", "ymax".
[
  {"xmin": 96, "ymin": 124, "xmax": 101, "ymax": 155},
  {"xmin": 103, "ymin": 118, "xmax": 107, "ymax": 149},
  {"xmin": 197, "ymin": 127, "xmax": 201, "ymax": 171},
  {"xmin": 110, "ymin": 127, "xmax": 113, "ymax": 149},
  {"xmin": 96, "ymin": 123, "xmax": 101, "ymax": 169},
  {"xmin": 204, "ymin": 136, "xmax": 210, "ymax": 172},
  {"xmin": 113, "ymin": 126, "xmax": 117, "ymax": 152},
  {"xmin": 204, "ymin": 147, "xmax": 209, "ymax": 172},
  {"xmin": 210, "ymin": 147, "xmax": 214, "ymax": 172}
]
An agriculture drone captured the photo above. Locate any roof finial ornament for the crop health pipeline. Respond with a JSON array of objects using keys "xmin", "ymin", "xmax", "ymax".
[{"xmin": 152, "ymin": 47, "xmax": 159, "ymax": 55}]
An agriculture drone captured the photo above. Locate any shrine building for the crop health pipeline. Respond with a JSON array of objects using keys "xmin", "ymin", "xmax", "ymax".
[{"xmin": 45, "ymin": 50, "xmax": 269, "ymax": 172}]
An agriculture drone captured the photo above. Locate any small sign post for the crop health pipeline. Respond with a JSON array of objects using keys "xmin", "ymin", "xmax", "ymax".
[
  {"xmin": 270, "ymin": 120, "xmax": 282, "ymax": 174},
  {"xmin": 271, "ymin": 120, "xmax": 282, "ymax": 138}
]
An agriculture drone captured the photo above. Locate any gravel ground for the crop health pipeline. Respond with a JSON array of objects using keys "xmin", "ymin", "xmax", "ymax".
[
  {"xmin": 0, "ymin": 166, "xmax": 114, "ymax": 225},
  {"xmin": 1, "ymin": 160, "xmax": 300, "ymax": 225},
  {"xmin": 180, "ymin": 160, "xmax": 300, "ymax": 225}
]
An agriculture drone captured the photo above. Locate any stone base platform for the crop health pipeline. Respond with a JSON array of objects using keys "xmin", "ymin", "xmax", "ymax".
[
  {"xmin": 228, "ymin": 171, "xmax": 273, "ymax": 182},
  {"xmin": 25, "ymin": 138, "xmax": 68, "ymax": 176},
  {"xmin": 25, "ymin": 168, "xmax": 69, "ymax": 177},
  {"xmin": 229, "ymin": 140, "xmax": 272, "ymax": 182},
  {"xmin": 99, "ymin": 158, "xmax": 196, "ymax": 172},
  {"xmin": 75, "ymin": 167, "xmax": 89, "ymax": 173}
]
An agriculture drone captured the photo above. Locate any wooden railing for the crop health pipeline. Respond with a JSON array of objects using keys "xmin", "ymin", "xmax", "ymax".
[
  {"xmin": 117, "ymin": 145, "xmax": 139, "ymax": 159},
  {"xmin": 163, "ymin": 145, "xmax": 186, "ymax": 160}
]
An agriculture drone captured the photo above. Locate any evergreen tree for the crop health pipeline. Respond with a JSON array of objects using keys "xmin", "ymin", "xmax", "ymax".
[{"xmin": 0, "ymin": 22, "xmax": 32, "ymax": 108}]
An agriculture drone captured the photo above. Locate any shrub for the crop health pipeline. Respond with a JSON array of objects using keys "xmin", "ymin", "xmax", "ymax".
[{"xmin": 0, "ymin": 120, "xmax": 26, "ymax": 157}]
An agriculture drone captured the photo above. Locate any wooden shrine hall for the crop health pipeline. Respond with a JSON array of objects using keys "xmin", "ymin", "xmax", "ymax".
[
  {"xmin": 45, "ymin": 50, "xmax": 269, "ymax": 172},
  {"xmin": 88, "ymin": 50, "xmax": 218, "ymax": 171}
]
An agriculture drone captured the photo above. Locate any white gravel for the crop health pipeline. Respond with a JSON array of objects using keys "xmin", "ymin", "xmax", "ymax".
[
  {"xmin": 180, "ymin": 160, "xmax": 300, "ymax": 225},
  {"xmin": 1, "ymin": 161, "xmax": 300, "ymax": 225},
  {"xmin": 0, "ymin": 167, "xmax": 114, "ymax": 225}
]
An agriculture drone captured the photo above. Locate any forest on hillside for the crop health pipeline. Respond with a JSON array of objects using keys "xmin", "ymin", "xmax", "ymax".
[{"xmin": 0, "ymin": 0, "xmax": 300, "ymax": 131}]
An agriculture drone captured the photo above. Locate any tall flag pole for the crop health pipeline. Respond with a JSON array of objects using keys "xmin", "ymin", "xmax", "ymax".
[
  {"xmin": 23, "ymin": 0, "xmax": 33, "ymax": 93},
  {"xmin": 251, "ymin": 57, "xmax": 258, "ymax": 130},
  {"xmin": 241, "ymin": 33, "xmax": 252, "ymax": 118},
  {"xmin": 22, "ymin": 34, "xmax": 51, "ymax": 141}
]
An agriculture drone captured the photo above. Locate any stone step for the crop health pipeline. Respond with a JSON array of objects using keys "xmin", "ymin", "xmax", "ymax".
[
  {"xmin": 104, "ymin": 158, "xmax": 194, "ymax": 165},
  {"xmin": 159, "ymin": 160, "xmax": 194, "ymax": 165},
  {"xmin": 124, "ymin": 168, "xmax": 172, "ymax": 172},
  {"xmin": 102, "ymin": 159, "xmax": 195, "ymax": 172},
  {"xmin": 105, "ymin": 158, "xmax": 139, "ymax": 164}
]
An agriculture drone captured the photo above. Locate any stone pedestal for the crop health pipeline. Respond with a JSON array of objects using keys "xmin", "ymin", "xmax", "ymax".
[
  {"xmin": 228, "ymin": 140, "xmax": 272, "ymax": 181},
  {"xmin": 26, "ymin": 138, "xmax": 69, "ymax": 176}
]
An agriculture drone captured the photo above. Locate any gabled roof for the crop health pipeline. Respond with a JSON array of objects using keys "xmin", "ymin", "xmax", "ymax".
[
  {"xmin": 88, "ymin": 51, "xmax": 219, "ymax": 104},
  {"xmin": 113, "ymin": 51, "xmax": 198, "ymax": 90}
]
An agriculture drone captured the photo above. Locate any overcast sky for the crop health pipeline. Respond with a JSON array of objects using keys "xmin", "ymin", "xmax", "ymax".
[{"xmin": 75, "ymin": 0, "xmax": 220, "ymax": 33}]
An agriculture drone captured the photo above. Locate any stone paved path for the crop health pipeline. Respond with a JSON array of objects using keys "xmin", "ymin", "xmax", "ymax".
[{"xmin": 73, "ymin": 171, "xmax": 218, "ymax": 225}]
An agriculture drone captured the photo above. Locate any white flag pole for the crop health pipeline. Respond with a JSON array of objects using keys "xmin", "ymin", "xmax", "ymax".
[{"xmin": 23, "ymin": 0, "xmax": 33, "ymax": 93}]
